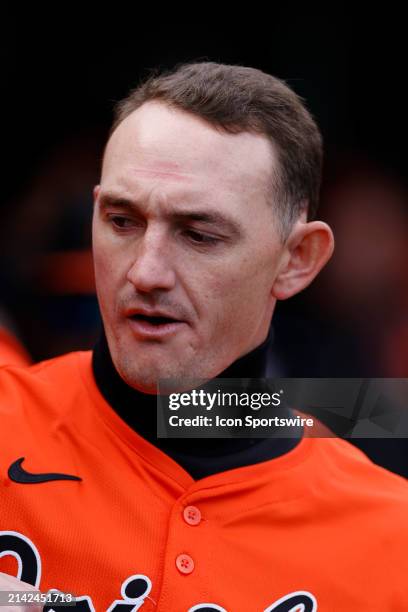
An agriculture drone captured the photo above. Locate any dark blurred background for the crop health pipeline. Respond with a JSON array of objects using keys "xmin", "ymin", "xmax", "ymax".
[{"xmin": 1, "ymin": 7, "xmax": 408, "ymax": 475}]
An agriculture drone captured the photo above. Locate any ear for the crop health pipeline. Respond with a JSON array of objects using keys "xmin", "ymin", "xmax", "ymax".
[{"xmin": 272, "ymin": 219, "xmax": 334, "ymax": 300}]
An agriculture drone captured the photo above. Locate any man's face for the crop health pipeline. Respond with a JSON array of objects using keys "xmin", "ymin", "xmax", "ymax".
[{"xmin": 93, "ymin": 102, "xmax": 286, "ymax": 392}]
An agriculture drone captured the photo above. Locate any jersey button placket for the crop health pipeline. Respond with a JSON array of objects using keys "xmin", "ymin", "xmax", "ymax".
[
  {"xmin": 157, "ymin": 500, "xmax": 210, "ymax": 608},
  {"xmin": 174, "ymin": 506, "xmax": 201, "ymax": 575},
  {"xmin": 183, "ymin": 505, "xmax": 202, "ymax": 526},
  {"xmin": 176, "ymin": 553, "xmax": 195, "ymax": 575}
]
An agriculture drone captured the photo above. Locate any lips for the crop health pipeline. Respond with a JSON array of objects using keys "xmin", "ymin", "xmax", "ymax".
[
  {"xmin": 125, "ymin": 309, "xmax": 187, "ymax": 339},
  {"xmin": 131, "ymin": 313, "xmax": 179, "ymax": 325}
]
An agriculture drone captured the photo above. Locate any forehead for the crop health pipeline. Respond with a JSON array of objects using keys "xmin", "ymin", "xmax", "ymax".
[{"xmin": 101, "ymin": 102, "xmax": 276, "ymax": 209}]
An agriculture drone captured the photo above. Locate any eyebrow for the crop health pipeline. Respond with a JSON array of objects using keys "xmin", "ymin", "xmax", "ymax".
[{"xmin": 98, "ymin": 191, "xmax": 244, "ymax": 237}]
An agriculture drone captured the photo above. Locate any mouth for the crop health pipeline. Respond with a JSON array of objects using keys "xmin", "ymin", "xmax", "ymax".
[
  {"xmin": 126, "ymin": 312, "xmax": 187, "ymax": 339},
  {"xmin": 131, "ymin": 313, "xmax": 179, "ymax": 325}
]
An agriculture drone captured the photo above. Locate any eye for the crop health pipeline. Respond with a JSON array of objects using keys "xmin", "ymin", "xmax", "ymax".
[
  {"xmin": 184, "ymin": 229, "xmax": 220, "ymax": 245},
  {"xmin": 108, "ymin": 215, "xmax": 136, "ymax": 229}
]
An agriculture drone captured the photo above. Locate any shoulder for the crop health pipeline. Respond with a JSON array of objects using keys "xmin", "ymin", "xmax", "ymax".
[
  {"xmin": 0, "ymin": 351, "xmax": 93, "ymax": 420},
  {"xmin": 0, "ymin": 327, "xmax": 31, "ymax": 367},
  {"xmin": 311, "ymin": 437, "xmax": 408, "ymax": 520},
  {"xmin": 0, "ymin": 350, "xmax": 90, "ymax": 381},
  {"xmin": 300, "ymin": 413, "xmax": 408, "ymax": 505}
]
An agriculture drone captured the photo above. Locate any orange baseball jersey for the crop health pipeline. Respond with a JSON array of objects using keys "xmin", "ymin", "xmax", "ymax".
[
  {"xmin": 0, "ymin": 351, "xmax": 407, "ymax": 611},
  {"xmin": 0, "ymin": 327, "xmax": 31, "ymax": 368}
]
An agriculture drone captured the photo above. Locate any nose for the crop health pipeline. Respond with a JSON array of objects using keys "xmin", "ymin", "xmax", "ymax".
[{"xmin": 126, "ymin": 226, "xmax": 176, "ymax": 293}]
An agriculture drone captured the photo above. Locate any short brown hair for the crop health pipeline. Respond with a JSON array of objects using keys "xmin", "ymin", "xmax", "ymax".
[{"xmin": 112, "ymin": 62, "xmax": 323, "ymax": 237}]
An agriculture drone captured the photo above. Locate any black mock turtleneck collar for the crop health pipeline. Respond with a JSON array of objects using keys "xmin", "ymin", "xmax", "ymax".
[{"xmin": 92, "ymin": 330, "xmax": 301, "ymax": 479}]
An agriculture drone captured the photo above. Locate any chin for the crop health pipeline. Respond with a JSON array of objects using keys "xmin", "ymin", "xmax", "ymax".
[{"xmin": 117, "ymin": 362, "xmax": 161, "ymax": 394}]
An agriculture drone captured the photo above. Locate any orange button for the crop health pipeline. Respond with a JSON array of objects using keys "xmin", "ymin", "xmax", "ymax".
[
  {"xmin": 183, "ymin": 505, "xmax": 202, "ymax": 526},
  {"xmin": 176, "ymin": 553, "xmax": 195, "ymax": 574}
]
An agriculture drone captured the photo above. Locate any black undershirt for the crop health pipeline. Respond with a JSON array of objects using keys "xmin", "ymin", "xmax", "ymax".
[{"xmin": 92, "ymin": 331, "xmax": 302, "ymax": 479}]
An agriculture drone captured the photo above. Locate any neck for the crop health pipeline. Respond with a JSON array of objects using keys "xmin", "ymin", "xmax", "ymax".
[{"xmin": 92, "ymin": 329, "xmax": 301, "ymax": 478}]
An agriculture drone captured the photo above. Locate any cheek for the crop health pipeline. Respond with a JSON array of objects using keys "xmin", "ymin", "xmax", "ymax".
[
  {"xmin": 93, "ymin": 251, "xmax": 111, "ymax": 291},
  {"xmin": 221, "ymin": 250, "xmax": 276, "ymax": 298},
  {"xmin": 200, "ymin": 258, "xmax": 275, "ymax": 333},
  {"xmin": 93, "ymin": 247, "xmax": 122, "ymax": 317}
]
